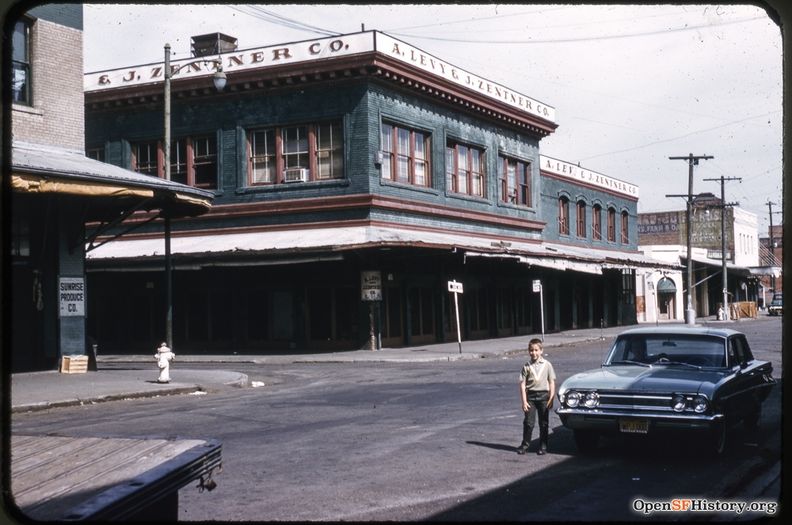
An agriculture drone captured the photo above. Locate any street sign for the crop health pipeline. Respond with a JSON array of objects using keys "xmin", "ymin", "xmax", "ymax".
[
  {"xmin": 447, "ymin": 280, "xmax": 464, "ymax": 353},
  {"xmin": 532, "ymin": 279, "xmax": 545, "ymax": 341}
]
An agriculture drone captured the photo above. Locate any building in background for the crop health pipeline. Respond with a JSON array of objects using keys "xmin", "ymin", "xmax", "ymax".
[
  {"xmin": 638, "ymin": 193, "xmax": 768, "ymax": 320},
  {"xmin": 83, "ymin": 30, "xmax": 675, "ymax": 354},
  {"xmin": 8, "ymin": 4, "xmax": 213, "ymax": 372},
  {"xmin": 758, "ymin": 223, "xmax": 783, "ymax": 306}
]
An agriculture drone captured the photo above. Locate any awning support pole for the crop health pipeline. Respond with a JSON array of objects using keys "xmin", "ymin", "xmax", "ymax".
[{"xmin": 165, "ymin": 216, "xmax": 173, "ymax": 349}]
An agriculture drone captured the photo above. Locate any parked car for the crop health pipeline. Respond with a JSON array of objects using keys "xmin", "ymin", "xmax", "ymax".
[
  {"xmin": 556, "ymin": 326, "xmax": 775, "ymax": 455},
  {"xmin": 767, "ymin": 293, "xmax": 782, "ymax": 316}
]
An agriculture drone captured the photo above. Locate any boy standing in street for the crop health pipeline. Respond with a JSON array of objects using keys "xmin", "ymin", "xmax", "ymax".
[{"xmin": 517, "ymin": 338, "xmax": 556, "ymax": 455}]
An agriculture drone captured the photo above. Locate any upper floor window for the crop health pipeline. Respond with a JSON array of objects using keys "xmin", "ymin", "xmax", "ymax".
[
  {"xmin": 607, "ymin": 207, "xmax": 617, "ymax": 242},
  {"xmin": 86, "ymin": 147, "xmax": 105, "ymax": 162},
  {"xmin": 621, "ymin": 211, "xmax": 629, "ymax": 243},
  {"xmin": 446, "ymin": 142, "xmax": 485, "ymax": 197},
  {"xmin": 132, "ymin": 135, "xmax": 218, "ymax": 189},
  {"xmin": 499, "ymin": 156, "xmax": 531, "ymax": 206},
  {"xmin": 381, "ymin": 122, "xmax": 430, "ymax": 187},
  {"xmin": 249, "ymin": 121, "xmax": 343, "ymax": 185},
  {"xmin": 558, "ymin": 196, "xmax": 570, "ymax": 236},
  {"xmin": 592, "ymin": 204, "xmax": 602, "ymax": 240},
  {"xmin": 576, "ymin": 201, "xmax": 587, "ymax": 238},
  {"xmin": 132, "ymin": 141, "xmax": 160, "ymax": 177},
  {"xmin": 12, "ymin": 19, "xmax": 31, "ymax": 105}
]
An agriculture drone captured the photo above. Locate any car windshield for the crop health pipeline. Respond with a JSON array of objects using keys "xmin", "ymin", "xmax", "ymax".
[{"xmin": 606, "ymin": 334, "xmax": 726, "ymax": 368}]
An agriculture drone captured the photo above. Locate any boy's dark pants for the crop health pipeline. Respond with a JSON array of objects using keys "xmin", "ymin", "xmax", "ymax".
[{"xmin": 521, "ymin": 391, "xmax": 550, "ymax": 450}]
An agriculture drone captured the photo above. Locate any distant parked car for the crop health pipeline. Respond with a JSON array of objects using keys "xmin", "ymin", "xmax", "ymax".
[
  {"xmin": 556, "ymin": 326, "xmax": 775, "ymax": 455},
  {"xmin": 768, "ymin": 293, "xmax": 782, "ymax": 316}
]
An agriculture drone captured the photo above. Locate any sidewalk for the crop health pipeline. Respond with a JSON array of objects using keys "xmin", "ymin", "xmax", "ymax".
[{"xmin": 9, "ymin": 317, "xmax": 757, "ymax": 413}]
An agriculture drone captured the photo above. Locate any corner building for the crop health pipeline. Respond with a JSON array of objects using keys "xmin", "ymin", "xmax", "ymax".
[{"xmin": 85, "ymin": 31, "xmax": 665, "ymax": 354}]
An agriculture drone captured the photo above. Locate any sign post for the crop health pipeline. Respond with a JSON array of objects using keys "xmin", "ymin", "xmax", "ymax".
[
  {"xmin": 447, "ymin": 280, "xmax": 464, "ymax": 354},
  {"xmin": 532, "ymin": 279, "xmax": 545, "ymax": 342},
  {"xmin": 361, "ymin": 271, "xmax": 382, "ymax": 350}
]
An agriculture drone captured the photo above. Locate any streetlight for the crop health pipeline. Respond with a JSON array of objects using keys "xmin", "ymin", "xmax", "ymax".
[{"xmin": 162, "ymin": 43, "xmax": 226, "ymax": 348}]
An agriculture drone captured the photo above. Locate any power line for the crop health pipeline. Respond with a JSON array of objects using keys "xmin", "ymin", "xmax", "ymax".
[
  {"xmin": 390, "ymin": 16, "xmax": 765, "ymax": 45},
  {"xmin": 228, "ymin": 5, "xmax": 341, "ymax": 36},
  {"xmin": 578, "ymin": 110, "xmax": 779, "ymax": 162}
]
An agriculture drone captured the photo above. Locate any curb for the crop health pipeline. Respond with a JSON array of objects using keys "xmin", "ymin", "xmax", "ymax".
[{"xmin": 11, "ymin": 373, "xmax": 250, "ymax": 413}]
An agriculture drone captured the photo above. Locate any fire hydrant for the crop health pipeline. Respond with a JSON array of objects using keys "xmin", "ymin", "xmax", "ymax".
[{"xmin": 155, "ymin": 342, "xmax": 175, "ymax": 383}]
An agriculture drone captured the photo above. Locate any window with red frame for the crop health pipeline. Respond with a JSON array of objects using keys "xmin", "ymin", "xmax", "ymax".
[
  {"xmin": 559, "ymin": 196, "xmax": 570, "ymax": 235},
  {"xmin": 576, "ymin": 200, "xmax": 587, "ymax": 238},
  {"xmin": 249, "ymin": 121, "xmax": 343, "ymax": 185},
  {"xmin": 621, "ymin": 210, "xmax": 630, "ymax": 243},
  {"xmin": 132, "ymin": 136, "xmax": 218, "ymax": 189},
  {"xmin": 592, "ymin": 204, "xmax": 602, "ymax": 240},
  {"xmin": 499, "ymin": 156, "xmax": 531, "ymax": 206},
  {"xmin": 446, "ymin": 142, "xmax": 485, "ymax": 197},
  {"xmin": 607, "ymin": 207, "xmax": 617, "ymax": 242},
  {"xmin": 381, "ymin": 122, "xmax": 430, "ymax": 187}
]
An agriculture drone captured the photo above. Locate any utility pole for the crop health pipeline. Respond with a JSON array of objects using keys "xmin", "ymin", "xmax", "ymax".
[
  {"xmin": 704, "ymin": 176, "xmax": 740, "ymax": 321},
  {"xmin": 766, "ymin": 201, "xmax": 782, "ymax": 292},
  {"xmin": 669, "ymin": 153, "xmax": 713, "ymax": 325}
]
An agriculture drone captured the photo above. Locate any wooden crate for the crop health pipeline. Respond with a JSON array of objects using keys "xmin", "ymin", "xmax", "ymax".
[{"xmin": 60, "ymin": 355, "xmax": 88, "ymax": 374}]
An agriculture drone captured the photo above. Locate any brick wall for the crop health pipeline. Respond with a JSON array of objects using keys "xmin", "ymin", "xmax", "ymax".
[{"xmin": 12, "ymin": 17, "xmax": 84, "ymax": 150}]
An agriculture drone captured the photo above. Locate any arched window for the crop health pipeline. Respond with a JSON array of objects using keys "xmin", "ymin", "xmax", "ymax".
[
  {"xmin": 576, "ymin": 200, "xmax": 587, "ymax": 238},
  {"xmin": 592, "ymin": 204, "xmax": 602, "ymax": 240},
  {"xmin": 607, "ymin": 207, "xmax": 616, "ymax": 242},
  {"xmin": 558, "ymin": 196, "xmax": 570, "ymax": 235},
  {"xmin": 621, "ymin": 211, "xmax": 629, "ymax": 243}
]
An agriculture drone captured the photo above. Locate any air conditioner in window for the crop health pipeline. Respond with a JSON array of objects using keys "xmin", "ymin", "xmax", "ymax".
[{"xmin": 283, "ymin": 168, "xmax": 309, "ymax": 183}]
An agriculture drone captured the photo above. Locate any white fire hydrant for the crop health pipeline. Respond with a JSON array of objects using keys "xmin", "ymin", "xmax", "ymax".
[{"xmin": 155, "ymin": 342, "xmax": 175, "ymax": 383}]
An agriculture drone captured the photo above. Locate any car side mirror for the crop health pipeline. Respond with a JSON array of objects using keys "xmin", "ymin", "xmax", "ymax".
[{"xmin": 739, "ymin": 361, "xmax": 749, "ymax": 370}]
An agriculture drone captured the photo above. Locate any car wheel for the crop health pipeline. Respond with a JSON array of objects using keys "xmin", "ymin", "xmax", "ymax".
[
  {"xmin": 573, "ymin": 430, "xmax": 600, "ymax": 454},
  {"xmin": 708, "ymin": 421, "xmax": 728, "ymax": 456}
]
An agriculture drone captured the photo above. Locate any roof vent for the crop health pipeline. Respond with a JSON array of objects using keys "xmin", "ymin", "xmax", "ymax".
[{"xmin": 191, "ymin": 33, "xmax": 238, "ymax": 57}]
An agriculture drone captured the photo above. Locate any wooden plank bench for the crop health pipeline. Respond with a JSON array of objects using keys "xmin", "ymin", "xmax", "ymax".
[{"xmin": 10, "ymin": 434, "xmax": 221, "ymax": 521}]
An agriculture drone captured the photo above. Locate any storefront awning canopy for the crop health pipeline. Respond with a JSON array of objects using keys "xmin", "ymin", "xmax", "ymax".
[
  {"xmin": 87, "ymin": 224, "xmax": 681, "ymax": 274},
  {"xmin": 11, "ymin": 141, "xmax": 214, "ymax": 220}
]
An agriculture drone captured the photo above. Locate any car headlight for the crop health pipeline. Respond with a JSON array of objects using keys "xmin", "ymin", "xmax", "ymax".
[
  {"xmin": 692, "ymin": 395, "xmax": 709, "ymax": 413},
  {"xmin": 583, "ymin": 391, "xmax": 600, "ymax": 408},
  {"xmin": 671, "ymin": 394, "xmax": 687, "ymax": 412},
  {"xmin": 565, "ymin": 391, "xmax": 581, "ymax": 408}
]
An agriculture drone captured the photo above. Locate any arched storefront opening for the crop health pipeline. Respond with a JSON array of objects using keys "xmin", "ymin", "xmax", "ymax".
[{"xmin": 656, "ymin": 277, "xmax": 677, "ymax": 320}]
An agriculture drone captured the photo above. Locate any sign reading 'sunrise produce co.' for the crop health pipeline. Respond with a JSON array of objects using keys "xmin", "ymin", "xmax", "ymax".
[
  {"xmin": 59, "ymin": 276, "xmax": 85, "ymax": 317},
  {"xmin": 84, "ymin": 31, "xmax": 555, "ymax": 124}
]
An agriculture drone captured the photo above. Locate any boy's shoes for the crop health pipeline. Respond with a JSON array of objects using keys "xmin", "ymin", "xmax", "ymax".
[
  {"xmin": 537, "ymin": 449, "xmax": 546, "ymax": 456},
  {"xmin": 516, "ymin": 445, "xmax": 529, "ymax": 455}
]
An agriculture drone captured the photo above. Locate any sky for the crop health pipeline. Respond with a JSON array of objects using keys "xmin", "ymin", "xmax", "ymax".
[{"xmin": 81, "ymin": 3, "xmax": 783, "ymax": 234}]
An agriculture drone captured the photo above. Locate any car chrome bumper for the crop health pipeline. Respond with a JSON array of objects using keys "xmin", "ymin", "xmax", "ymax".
[{"xmin": 557, "ymin": 407, "xmax": 723, "ymax": 431}]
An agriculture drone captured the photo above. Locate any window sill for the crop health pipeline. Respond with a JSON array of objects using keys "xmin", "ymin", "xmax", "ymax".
[
  {"xmin": 12, "ymin": 103, "xmax": 43, "ymax": 116},
  {"xmin": 379, "ymin": 178, "xmax": 439, "ymax": 196},
  {"xmin": 237, "ymin": 178, "xmax": 350, "ymax": 194},
  {"xmin": 496, "ymin": 201, "xmax": 535, "ymax": 212},
  {"xmin": 445, "ymin": 192, "xmax": 489, "ymax": 205}
]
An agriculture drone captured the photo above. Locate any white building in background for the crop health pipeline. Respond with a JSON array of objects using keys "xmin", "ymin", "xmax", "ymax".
[{"xmin": 637, "ymin": 195, "xmax": 765, "ymax": 322}]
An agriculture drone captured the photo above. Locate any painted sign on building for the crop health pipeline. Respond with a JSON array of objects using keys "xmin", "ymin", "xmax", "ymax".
[
  {"xmin": 638, "ymin": 210, "xmax": 735, "ymax": 259},
  {"xmin": 539, "ymin": 155, "xmax": 639, "ymax": 199},
  {"xmin": 84, "ymin": 31, "xmax": 555, "ymax": 124},
  {"xmin": 59, "ymin": 276, "xmax": 85, "ymax": 317},
  {"xmin": 361, "ymin": 270, "xmax": 382, "ymax": 301}
]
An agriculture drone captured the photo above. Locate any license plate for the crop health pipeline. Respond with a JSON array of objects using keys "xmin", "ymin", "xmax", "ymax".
[{"xmin": 619, "ymin": 418, "xmax": 649, "ymax": 434}]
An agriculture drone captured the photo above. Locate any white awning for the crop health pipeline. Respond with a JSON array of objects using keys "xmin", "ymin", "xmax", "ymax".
[{"xmin": 88, "ymin": 224, "xmax": 678, "ymax": 275}]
